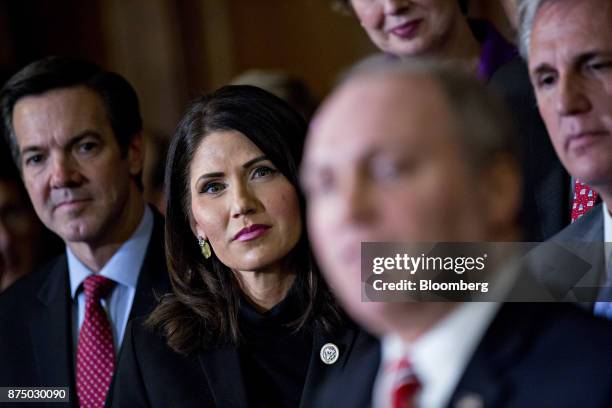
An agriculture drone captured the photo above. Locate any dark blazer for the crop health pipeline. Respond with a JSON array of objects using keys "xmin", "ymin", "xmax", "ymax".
[
  {"xmin": 0, "ymin": 208, "xmax": 170, "ymax": 407},
  {"xmin": 313, "ymin": 303, "xmax": 612, "ymax": 408},
  {"xmin": 106, "ymin": 318, "xmax": 373, "ymax": 408},
  {"xmin": 488, "ymin": 57, "xmax": 570, "ymax": 242},
  {"xmin": 529, "ymin": 204, "xmax": 605, "ymax": 304}
]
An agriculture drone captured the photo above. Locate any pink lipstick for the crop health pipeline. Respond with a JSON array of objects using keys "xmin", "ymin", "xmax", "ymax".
[
  {"xmin": 389, "ymin": 19, "xmax": 422, "ymax": 39},
  {"xmin": 233, "ymin": 224, "xmax": 271, "ymax": 242}
]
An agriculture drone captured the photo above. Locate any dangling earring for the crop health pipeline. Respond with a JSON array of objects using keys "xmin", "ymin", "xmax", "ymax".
[{"xmin": 197, "ymin": 236, "xmax": 212, "ymax": 259}]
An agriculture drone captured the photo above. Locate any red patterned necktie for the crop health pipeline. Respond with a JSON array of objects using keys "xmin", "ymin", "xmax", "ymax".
[
  {"xmin": 390, "ymin": 358, "xmax": 420, "ymax": 408},
  {"xmin": 76, "ymin": 275, "xmax": 116, "ymax": 408},
  {"xmin": 571, "ymin": 179, "xmax": 598, "ymax": 222}
]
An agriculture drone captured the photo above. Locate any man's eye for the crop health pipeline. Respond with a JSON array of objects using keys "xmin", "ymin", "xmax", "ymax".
[
  {"xmin": 302, "ymin": 172, "xmax": 335, "ymax": 198},
  {"xmin": 252, "ymin": 166, "xmax": 276, "ymax": 179},
  {"xmin": 370, "ymin": 156, "xmax": 416, "ymax": 181},
  {"xmin": 201, "ymin": 182, "xmax": 226, "ymax": 194},
  {"xmin": 24, "ymin": 154, "xmax": 44, "ymax": 166},
  {"xmin": 537, "ymin": 74, "xmax": 557, "ymax": 89},
  {"xmin": 78, "ymin": 142, "xmax": 98, "ymax": 153},
  {"xmin": 587, "ymin": 61, "xmax": 612, "ymax": 72},
  {"xmin": 371, "ymin": 161, "xmax": 400, "ymax": 180}
]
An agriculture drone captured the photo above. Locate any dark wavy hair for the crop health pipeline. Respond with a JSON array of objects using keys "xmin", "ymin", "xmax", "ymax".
[{"xmin": 147, "ymin": 85, "xmax": 343, "ymax": 355}]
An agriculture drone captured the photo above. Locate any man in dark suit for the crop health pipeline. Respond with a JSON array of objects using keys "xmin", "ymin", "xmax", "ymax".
[
  {"xmin": 0, "ymin": 57, "xmax": 169, "ymax": 407},
  {"xmin": 301, "ymin": 57, "xmax": 612, "ymax": 407},
  {"xmin": 520, "ymin": 0, "xmax": 612, "ymax": 309}
]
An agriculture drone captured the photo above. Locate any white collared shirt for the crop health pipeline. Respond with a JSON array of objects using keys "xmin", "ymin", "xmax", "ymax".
[
  {"xmin": 68, "ymin": 206, "xmax": 153, "ymax": 356},
  {"xmin": 600, "ymin": 203, "xmax": 612, "ymax": 287},
  {"xmin": 603, "ymin": 204, "xmax": 612, "ymax": 241},
  {"xmin": 373, "ymin": 302, "xmax": 501, "ymax": 408}
]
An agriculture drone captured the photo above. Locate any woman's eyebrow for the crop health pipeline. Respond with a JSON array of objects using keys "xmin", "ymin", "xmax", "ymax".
[
  {"xmin": 196, "ymin": 172, "xmax": 224, "ymax": 185},
  {"xmin": 195, "ymin": 155, "xmax": 269, "ymax": 184},
  {"xmin": 242, "ymin": 155, "xmax": 268, "ymax": 168}
]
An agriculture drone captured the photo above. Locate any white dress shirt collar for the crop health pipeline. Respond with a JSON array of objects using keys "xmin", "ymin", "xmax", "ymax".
[
  {"xmin": 374, "ymin": 301, "xmax": 501, "ymax": 408},
  {"xmin": 68, "ymin": 205, "xmax": 153, "ymax": 297},
  {"xmin": 602, "ymin": 203, "xmax": 612, "ymax": 274},
  {"xmin": 603, "ymin": 203, "xmax": 612, "ymax": 243}
]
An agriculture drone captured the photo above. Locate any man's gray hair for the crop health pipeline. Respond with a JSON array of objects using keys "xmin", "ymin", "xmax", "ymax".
[
  {"xmin": 518, "ymin": 0, "xmax": 555, "ymax": 60},
  {"xmin": 339, "ymin": 56, "xmax": 519, "ymax": 170}
]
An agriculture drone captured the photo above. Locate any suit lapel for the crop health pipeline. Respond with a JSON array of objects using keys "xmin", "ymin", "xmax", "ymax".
[
  {"xmin": 448, "ymin": 351, "xmax": 509, "ymax": 408},
  {"xmin": 448, "ymin": 303, "xmax": 540, "ymax": 408},
  {"xmin": 303, "ymin": 327, "xmax": 380, "ymax": 408},
  {"xmin": 299, "ymin": 325, "xmax": 360, "ymax": 407},
  {"xmin": 555, "ymin": 206, "xmax": 605, "ymax": 305},
  {"xmin": 31, "ymin": 255, "xmax": 78, "ymax": 405},
  {"xmin": 129, "ymin": 210, "xmax": 170, "ymax": 321},
  {"xmin": 574, "ymin": 203, "xmax": 604, "ymax": 242},
  {"xmin": 197, "ymin": 347, "xmax": 249, "ymax": 408}
]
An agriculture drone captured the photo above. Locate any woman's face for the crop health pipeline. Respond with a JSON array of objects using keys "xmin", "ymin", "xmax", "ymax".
[
  {"xmin": 189, "ymin": 130, "xmax": 302, "ymax": 272},
  {"xmin": 350, "ymin": 0, "xmax": 461, "ymax": 56}
]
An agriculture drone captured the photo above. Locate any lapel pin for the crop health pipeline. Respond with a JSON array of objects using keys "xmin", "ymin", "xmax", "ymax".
[
  {"xmin": 454, "ymin": 393, "xmax": 484, "ymax": 408},
  {"xmin": 320, "ymin": 343, "xmax": 340, "ymax": 365}
]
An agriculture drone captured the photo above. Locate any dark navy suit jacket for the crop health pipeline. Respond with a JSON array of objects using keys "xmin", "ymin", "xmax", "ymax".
[
  {"xmin": 0, "ymin": 209, "xmax": 170, "ymax": 407},
  {"xmin": 528, "ymin": 204, "xmax": 606, "ymax": 305},
  {"xmin": 313, "ymin": 303, "xmax": 612, "ymax": 408}
]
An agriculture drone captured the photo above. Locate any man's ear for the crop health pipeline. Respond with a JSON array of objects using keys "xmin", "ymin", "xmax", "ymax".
[
  {"xmin": 127, "ymin": 132, "xmax": 145, "ymax": 176},
  {"xmin": 479, "ymin": 154, "xmax": 522, "ymax": 229}
]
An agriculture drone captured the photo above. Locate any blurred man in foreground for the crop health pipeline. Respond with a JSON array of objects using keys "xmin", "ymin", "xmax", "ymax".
[{"xmin": 302, "ymin": 58, "xmax": 612, "ymax": 407}]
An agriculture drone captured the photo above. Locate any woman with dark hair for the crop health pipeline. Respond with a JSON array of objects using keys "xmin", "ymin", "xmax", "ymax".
[{"xmin": 108, "ymin": 85, "xmax": 368, "ymax": 407}]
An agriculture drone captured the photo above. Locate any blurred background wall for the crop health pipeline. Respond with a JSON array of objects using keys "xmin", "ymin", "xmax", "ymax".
[
  {"xmin": 0, "ymin": 0, "xmax": 376, "ymax": 139},
  {"xmin": 0, "ymin": 0, "xmax": 512, "ymax": 213}
]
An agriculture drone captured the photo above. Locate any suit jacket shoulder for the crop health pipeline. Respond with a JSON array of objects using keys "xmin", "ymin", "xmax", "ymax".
[{"xmin": 451, "ymin": 303, "xmax": 612, "ymax": 407}]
